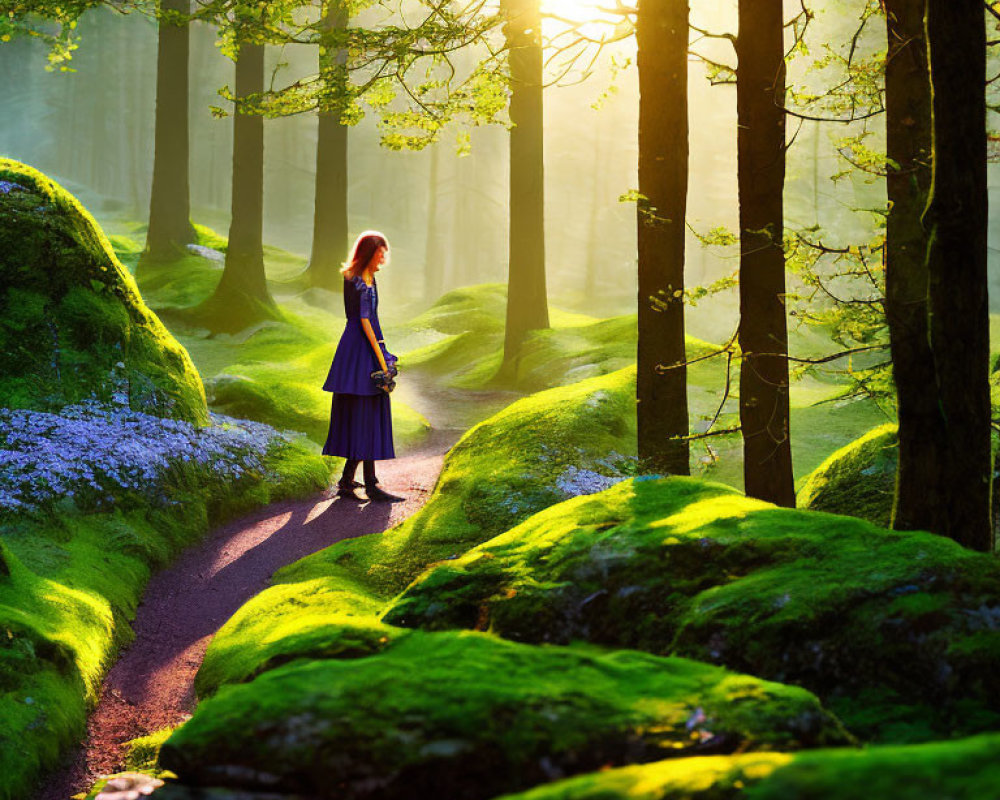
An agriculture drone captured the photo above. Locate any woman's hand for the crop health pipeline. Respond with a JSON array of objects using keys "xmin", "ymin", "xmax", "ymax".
[{"xmin": 361, "ymin": 318, "xmax": 389, "ymax": 372}]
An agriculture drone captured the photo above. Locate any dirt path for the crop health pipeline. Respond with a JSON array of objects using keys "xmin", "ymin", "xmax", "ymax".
[{"xmin": 39, "ymin": 423, "xmax": 462, "ymax": 800}]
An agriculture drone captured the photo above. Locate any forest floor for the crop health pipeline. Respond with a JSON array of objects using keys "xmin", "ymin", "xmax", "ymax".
[{"xmin": 37, "ymin": 373, "xmax": 518, "ymax": 800}]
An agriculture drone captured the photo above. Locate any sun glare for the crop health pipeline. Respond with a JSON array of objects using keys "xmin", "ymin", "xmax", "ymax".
[{"xmin": 541, "ymin": 0, "xmax": 623, "ymax": 42}]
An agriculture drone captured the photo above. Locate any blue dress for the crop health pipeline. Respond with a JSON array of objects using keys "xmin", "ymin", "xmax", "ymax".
[{"xmin": 321, "ymin": 276, "xmax": 397, "ymax": 460}]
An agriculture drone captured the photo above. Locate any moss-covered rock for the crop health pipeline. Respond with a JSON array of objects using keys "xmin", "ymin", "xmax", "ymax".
[
  {"xmin": 384, "ymin": 476, "xmax": 1000, "ymax": 742},
  {"xmin": 0, "ymin": 159, "xmax": 207, "ymax": 424},
  {"xmin": 797, "ymin": 423, "xmax": 898, "ymax": 526},
  {"xmin": 497, "ymin": 733, "xmax": 1000, "ymax": 800},
  {"xmin": 163, "ymin": 631, "xmax": 850, "ymax": 800}
]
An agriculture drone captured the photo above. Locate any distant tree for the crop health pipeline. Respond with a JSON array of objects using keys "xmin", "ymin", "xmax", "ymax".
[
  {"xmin": 500, "ymin": 0, "xmax": 549, "ymax": 371},
  {"xmin": 919, "ymin": 0, "xmax": 992, "ymax": 550},
  {"xmin": 200, "ymin": 38, "xmax": 278, "ymax": 332},
  {"xmin": 882, "ymin": 0, "xmax": 941, "ymax": 531},
  {"xmin": 736, "ymin": 0, "xmax": 794, "ymax": 506},
  {"xmin": 305, "ymin": 0, "xmax": 350, "ymax": 292},
  {"xmin": 635, "ymin": 0, "xmax": 690, "ymax": 476},
  {"xmin": 142, "ymin": 0, "xmax": 197, "ymax": 265}
]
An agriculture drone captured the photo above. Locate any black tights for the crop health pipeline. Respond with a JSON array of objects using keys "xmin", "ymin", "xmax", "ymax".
[{"xmin": 340, "ymin": 458, "xmax": 378, "ymax": 488}]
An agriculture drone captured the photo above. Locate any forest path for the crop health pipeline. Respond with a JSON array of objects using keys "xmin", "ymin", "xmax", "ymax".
[{"xmin": 39, "ymin": 374, "xmax": 519, "ymax": 800}]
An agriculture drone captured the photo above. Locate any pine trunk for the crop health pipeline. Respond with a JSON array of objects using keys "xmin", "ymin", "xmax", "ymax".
[
  {"xmin": 143, "ymin": 0, "xmax": 195, "ymax": 263},
  {"xmin": 883, "ymin": 0, "xmax": 945, "ymax": 532},
  {"xmin": 736, "ymin": 0, "xmax": 794, "ymax": 506},
  {"xmin": 635, "ymin": 0, "xmax": 690, "ymax": 476},
  {"xmin": 209, "ymin": 42, "xmax": 275, "ymax": 331},
  {"xmin": 501, "ymin": 0, "xmax": 549, "ymax": 369},
  {"xmin": 307, "ymin": 0, "xmax": 350, "ymax": 291},
  {"xmin": 923, "ymin": 0, "xmax": 992, "ymax": 550}
]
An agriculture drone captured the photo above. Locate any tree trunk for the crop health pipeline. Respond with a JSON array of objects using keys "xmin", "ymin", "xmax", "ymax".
[
  {"xmin": 306, "ymin": 0, "xmax": 350, "ymax": 291},
  {"xmin": 923, "ymin": 0, "xmax": 992, "ymax": 550},
  {"xmin": 882, "ymin": 0, "xmax": 944, "ymax": 532},
  {"xmin": 635, "ymin": 0, "xmax": 690, "ymax": 476},
  {"xmin": 143, "ymin": 0, "xmax": 196, "ymax": 264},
  {"xmin": 501, "ymin": 0, "xmax": 549, "ymax": 370},
  {"xmin": 424, "ymin": 142, "xmax": 446, "ymax": 302},
  {"xmin": 206, "ymin": 42, "xmax": 276, "ymax": 332},
  {"xmin": 736, "ymin": 0, "xmax": 794, "ymax": 506}
]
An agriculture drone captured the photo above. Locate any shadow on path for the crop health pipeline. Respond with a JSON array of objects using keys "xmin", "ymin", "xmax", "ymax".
[{"xmin": 40, "ymin": 423, "xmax": 460, "ymax": 800}]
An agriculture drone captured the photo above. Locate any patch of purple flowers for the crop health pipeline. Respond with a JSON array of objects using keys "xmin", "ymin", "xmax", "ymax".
[
  {"xmin": 555, "ymin": 466, "xmax": 628, "ymax": 498},
  {"xmin": 0, "ymin": 399, "xmax": 296, "ymax": 515}
]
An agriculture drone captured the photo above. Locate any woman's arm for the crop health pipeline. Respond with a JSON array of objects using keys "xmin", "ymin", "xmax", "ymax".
[{"xmin": 361, "ymin": 318, "xmax": 389, "ymax": 372}]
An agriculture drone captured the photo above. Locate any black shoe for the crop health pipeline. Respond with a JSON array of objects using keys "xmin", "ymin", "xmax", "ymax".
[
  {"xmin": 336, "ymin": 484, "xmax": 363, "ymax": 501},
  {"xmin": 365, "ymin": 485, "xmax": 405, "ymax": 503}
]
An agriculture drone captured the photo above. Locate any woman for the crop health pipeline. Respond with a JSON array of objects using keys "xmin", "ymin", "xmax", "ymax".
[{"xmin": 321, "ymin": 231, "xmax": 403, "ymax": 503}]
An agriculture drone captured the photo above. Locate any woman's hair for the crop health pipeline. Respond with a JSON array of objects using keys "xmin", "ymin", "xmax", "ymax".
[{"xmin": 341, "ymin": 231, "xmax": 389, "ymax": 280}]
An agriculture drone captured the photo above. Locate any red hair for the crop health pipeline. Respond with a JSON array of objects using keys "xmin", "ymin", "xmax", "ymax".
[{"xmin": 340, "ymin": 231, "xmax": 389, "ymax": 281}]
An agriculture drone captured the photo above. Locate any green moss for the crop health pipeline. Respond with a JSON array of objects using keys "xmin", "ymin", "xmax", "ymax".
[
  {"xmin": 0, "ymin": 435, "xmax": 332, "ymax": 800},
  {"xmin": 407, "ymin": 283, "xmax": 508, "ymax": 335},
  {"xmin": 384, "ymin": 476, "xmax": 1000, "ymax": 742},
  {"xmin": 193, "ymin": 223, "xmax": 228, "ymax": 253},
  {"xmin": 797, "ymin": 423, "xmax": 898, "ymax": 526},
  {"xmin": 123, "ymin": 726, "xmax": 177, "ymax": 773},
  {"xmin": 403, "ymin": 289, "xmax": 712, "ymax": 396},
  {"xmin": 274, "ymin": 366, "xmax": 638, "ymax": 599},
  {"xmin": 0, "ymin": 159, "xmax": 208, "ymax": 424},
  {"xmin": 165, "ymin": 631, "xmax": 849, "ymax": 799},
  {"xmin": 497, "ymin": 733, "xmax": 1000, "ymax": 800},
  {"xmin": 194, "ymin": 367, "xmax": 637, "ymax": 697},
  {"xmin": 195, "ymin": 576, "xmax": 395, "ymax": 696}
]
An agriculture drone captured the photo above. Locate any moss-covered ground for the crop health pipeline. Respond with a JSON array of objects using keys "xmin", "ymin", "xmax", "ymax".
[
  {"xmin": 400, "ymin": 284, "xmax": 888, "ymax": 489},
  {"xmin": 162, "ymin": 362, "xmax": 1000, "ymax": 798},
  {"xmin": 497, "ymin": 733, "xmax": 1000, "ymax": 800},
  {"xmin": 0, "ymin": 159, "xmax": 207, "ymax": 424},
  {"xmin": 797, "ymin": 423, "xmax": 898, "ymax": 526},
  {"xmin": 163, "ymin": 631, "xmax": 849, "ymax": 799},
  {"xmin": 192, "ymin": 366, "xmax": 639, "ymax": 696},
  {"xmin": 12, "ymin": 173, "xmax": 998, "ymax": 800}
]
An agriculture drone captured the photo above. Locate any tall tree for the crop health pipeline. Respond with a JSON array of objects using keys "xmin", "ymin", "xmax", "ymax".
[
  {"xmin": 500, "ymin": 0, "xmax": 549, "ymax": 371},
  {"xmin": 142, "ymin": 0, "xmax": 196, "ymax": 265},
  {"xmin": 920, "ymin": 0, "xmax": 992, "ymax": 550},
  {"xmin": 305, "ymin": 0, "xmax": 350, "ymax": 291},
  {"xmin": 882, "ymin": 0, "xmax": 942, "ymax": 532},
  {"xmin": 736, "ymin": 0, "xmax": 794, "ymax": 506},
  {"xmin": 201, "ymin": 40, "xmax": 277, "ymax": 332},
  {"xmin": 635, "ymin": 0, "xmax": 690, "ymax": 476}
]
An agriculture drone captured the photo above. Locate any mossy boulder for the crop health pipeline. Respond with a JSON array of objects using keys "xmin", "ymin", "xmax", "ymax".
[
  {"xmin": 384, "ymin": 476, "xmax": 1000, "ymax": 741},
  {"xmin": 797, "ymin": 423, "xmax": 898, "ymax": 526},
  {"xmin": 194, "ymin": 576, "xmax": 394, "ymax": 696},
  {"xmin": 497, "ymin": 733, "xmax": 1000, "ymax": 800},
  {"xmin": 0, "ymin": 159, "xmax": 207, "ymax": 423},
  {"xmin": 163, "ymin": 631, "xmax": 850, "ymax": 800}
]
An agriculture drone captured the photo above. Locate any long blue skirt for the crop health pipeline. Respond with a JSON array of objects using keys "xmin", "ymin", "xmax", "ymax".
[{"xmin": 322, "ymin": 392, "xmax": 395, "ymax": 460}]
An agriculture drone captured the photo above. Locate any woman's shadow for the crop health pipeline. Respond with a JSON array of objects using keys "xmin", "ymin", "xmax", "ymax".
[{"xmin": 122, "ymin": 490, "xmax": 395, "ymax": 703}]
